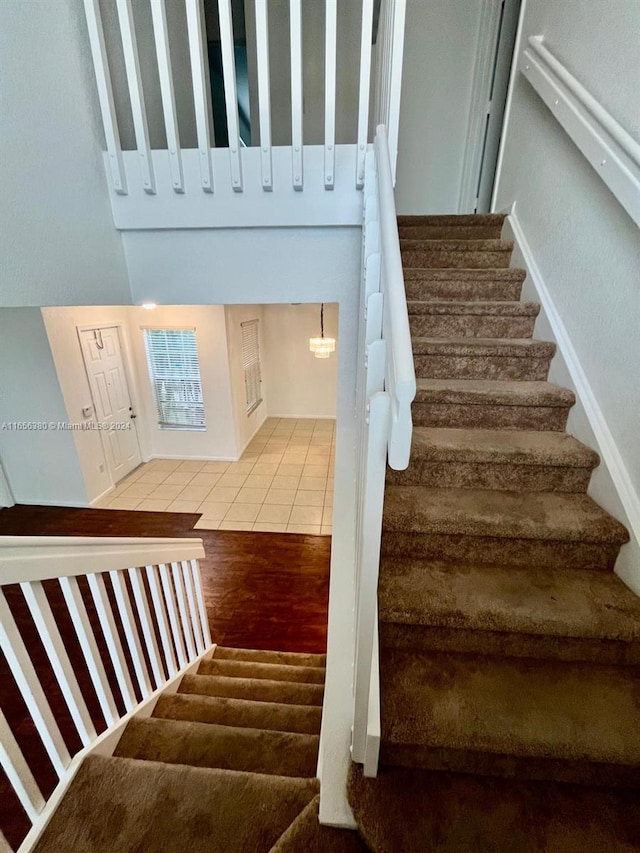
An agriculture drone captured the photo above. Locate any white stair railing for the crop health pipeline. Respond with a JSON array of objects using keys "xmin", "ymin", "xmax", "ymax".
[
  {"xmin": 351, "ymin": 125, "xmax": 416, "ymax": 775},
  {"xmin": 0, "ymin": 535, "xmax": 209, "ymax": 853},
  {"xmin": 81, "ymin": 0, "xmax": 407, "ymax": 229}
]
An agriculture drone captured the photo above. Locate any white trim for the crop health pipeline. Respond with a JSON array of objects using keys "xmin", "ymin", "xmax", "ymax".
[
  {"xmin": 458, "ymin": 0, "xmax": 504, "ymax": 212},
  {"xmin": 520, "ymin": 37, "xmax": 640, "ymax": 227},
  {"xmin": 505, "ymin": 211, "xmax": 640, "ymax": 590},
  {"xmin": 490, "ymin": 0, "xmax": 527, "ymax": 212},
  {"xmin": 17, "ymin": 646, "xmax": 213, "ymax": 853}
]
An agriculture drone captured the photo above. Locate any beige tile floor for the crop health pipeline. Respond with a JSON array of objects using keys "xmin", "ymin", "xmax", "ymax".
[{"xmin": 98, "ymin": 418, "xmax": 335, "ymax": 535}]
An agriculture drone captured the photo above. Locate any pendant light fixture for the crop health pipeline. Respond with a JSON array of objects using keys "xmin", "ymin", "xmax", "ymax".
[{"xmin": 309, "ymin": 303, "xmax": 336, "ymax": 359}]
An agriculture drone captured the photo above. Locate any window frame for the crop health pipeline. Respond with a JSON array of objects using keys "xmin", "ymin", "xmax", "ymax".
[
  {"xmin": 142, "ymin": 327, "xmax": 206, "ymax": 431},
  {"xmin": 241, "ymin": 319, "xmax": 263, "ymax": 416}
]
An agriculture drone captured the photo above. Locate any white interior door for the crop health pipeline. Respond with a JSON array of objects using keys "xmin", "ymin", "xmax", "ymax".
[{"xmin": 80, "ymin": 327, "xmax": 142, "ymax": 483}]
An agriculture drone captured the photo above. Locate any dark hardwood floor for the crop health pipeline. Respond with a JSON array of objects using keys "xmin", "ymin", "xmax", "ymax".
[{"xmin": 0, "ymin": 504, "xmax": 331, "ymax": 848}]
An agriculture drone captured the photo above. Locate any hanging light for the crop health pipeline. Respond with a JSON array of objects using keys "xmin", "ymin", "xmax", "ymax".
[{"xmin": 309, "ymin": 303, "xmax": 336, "ymax": 359}]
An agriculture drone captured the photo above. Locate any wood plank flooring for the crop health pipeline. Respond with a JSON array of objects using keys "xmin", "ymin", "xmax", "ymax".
[{"xmin": 0, "ymin": 504, "xmax": 330, "ymax": 848}]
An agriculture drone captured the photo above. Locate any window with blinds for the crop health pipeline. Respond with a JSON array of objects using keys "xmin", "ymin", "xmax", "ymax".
[
  {"xmin": 241, "ymin": 320, "xmax": 262, "ymax": 414},
  {"xmin": 143, "ymin": 329, "xmax": 206, "ymax": 430}
]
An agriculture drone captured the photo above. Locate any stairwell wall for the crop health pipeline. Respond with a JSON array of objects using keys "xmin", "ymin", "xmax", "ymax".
[{"xmin": 494, "ymin": 0, "xmax": 640, "ymax": 588}]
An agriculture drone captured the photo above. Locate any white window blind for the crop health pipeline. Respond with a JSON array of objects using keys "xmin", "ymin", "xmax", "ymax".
[
  {"xmin": 241, "ymin": 320, "xmax": 262, "ymax": 414},
  {"xmin": 143, "ymin": 329, "xmax": 206, "ymax": 430}
]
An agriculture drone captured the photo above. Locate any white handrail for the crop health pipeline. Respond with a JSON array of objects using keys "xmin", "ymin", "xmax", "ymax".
[
  {"xmin": 0, "ymin": 535, "xmax": 211, "ymax": 852},
  {"xmin": 521, "ymin": 36, "xmax": 640, "ymax": 227}
]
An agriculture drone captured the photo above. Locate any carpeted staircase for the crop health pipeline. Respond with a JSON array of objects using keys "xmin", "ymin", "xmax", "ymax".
[
  {"xmin": 348, "ymin": 213, "xmax": 640, "ymax": 851},
  {"xmin": 34, "ymin": 646, "xmax": 366, "ymax": 852}
]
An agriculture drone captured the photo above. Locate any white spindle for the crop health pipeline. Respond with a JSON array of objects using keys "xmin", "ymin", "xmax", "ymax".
[
  {"xmin": 159, "ymin": 563, "xmax": 188, "ymax": 668},
  {"xmin": 255, "ymin": 0, "xmax": 272, "ymax": 190},
  {"xmin": 352, "ymin": 391, "xmax": 390, "ymax": 763},
  {"xmin": 20, "ymin": 582, "xmax": 96, "ymax": 747},
  {"xmin": 115, "ymin": 0, "xmax": 156, "ymax": 193},
  {"xmin": 181, "ymin": 561, "xmax": 204, "ymax": 654},
  {"xmin": 145, "ymin": 565, "xmax": 178, "ymax": 677},
  {"xmin": 109, "ymin": 570, "xmax": 152, "ymax": 698},
  {"xmin": 218, "ymin": 0, "xmax": 244, "ymax": 191},
  {"xmin": 86, "ymin": 573, "xmax": 136, "ymax": 711},
  {"xmin": 290, "ymin": 0, "xmax": 304, "ymax": 190},
  {"xmin": 150, "ymin": 0, "xmax": 184, "ymax": 192},
  {"xmin": 356, "ymin": 0, "xmax": 375, "ymax": 188},
  {"xmin": 386, "ymin": 0, "xmax": 407, "ymax": 182},
  {"xmin": 171, "ymin": 561, "xmax": 196, "ymax": 659},
  {"xmin": 82, "ymin": 0, "xmax": 127, "ymax": 194},
  {"xmin": 127, "ymin": 567, "xmax": 165, "ymax": 688},
  {"xmin": 0, "ymin": 590, "xmax": 70, "ymax": 776},
  {"xmin": 190, "ymin": 559, "xmax": 212, "ymax": 647},
  {"xmin": 185, "ymin": 0, "xmax": 214, "ymax": 191},
  {"xmin": 59, "ymin": 577, "xmax": 118, "ymax": 727},
  {"xmin": 0, "ymin": 708, "xmax": 45, "ymax": 822},
  {"xmin": 324, "ymin": 0, "xmax": 337, "ymax": 190}
]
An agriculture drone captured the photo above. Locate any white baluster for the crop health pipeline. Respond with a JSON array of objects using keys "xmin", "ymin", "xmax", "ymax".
[
  {"xmin": 290, "ymin": 0, "xmax": 303, "ymax": 190},
  {"xmin": 386, "ymin": 0, "xmax": 408, "ymax": 183},
  {"xmin": 109, "ymin": 570, "xmax": 152, "ymax": 697},
  {"xmin": 150, "ymin": 0, "xmax": 184, "ymax": 192},
  {"xmin": 185, "ymin": 0, "xmax": 214, "ymax": 191},
  {"xmin": 86, "ymin": 573, "xmax": 136, "ymax": 711},
  {"xmin": 255, "ymin": 0, "xmax": 272, "ymax": 190},
  {"xmin": 356, "ymin": 0, "xmax": 375, "ymax": 188},
  {"xmin": 159, "ymin": 563, "xmax": 188, "ymax": 668},
  {"xmin": 20, "ymin": 582, "xmax": 96, "ymax": 747},
  {"xmin": 0, "ymin": 590, "xmax": 70, "ymax": 776},
  {"xmin": 82, "ymin": 0, "xmax": 127, "ymax": 194},
  {"xmin": 171, "ymin": 562, "xmax": 196, "ymax": 659},
  {"xmin": 181, "ymin": 561, "xmax": 204, "ymax": 654},
  {"xmin": 189, "ymin": 559, "xmax": 212, "ymax": 647},
  {"xmin": 0, "ymin": 708, "xmax": 45, "ymax": 822},
  {"xmin": 115, "ymin": 0, "xmax": 156, "ymax": 193},
  {"xmin": 145, "ymin": 565, "xmax": 178, "ymax": 677},
  {"xmin": 218, "ymin": 0, "xmax": 243, "ymax": 191},
  {"xmin": 127, "ymin": 567, "xmax": 165, "ymax": 688},
  {"xmin": 324, "ymin": 0, "xmax": 337, "ymax": 190},
  {"xmin": 59, "ymin": 577, "xmax": 118, "ymax": 726}
]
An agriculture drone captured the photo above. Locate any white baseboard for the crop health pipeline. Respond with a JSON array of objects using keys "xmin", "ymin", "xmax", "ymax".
[
  {"xmin": 504, "ymin": 210, "xmax": 640, "ymax": 592},
  {"xmin": 268, "ymin": 414, "xmax": 337, "ymax": 420}
]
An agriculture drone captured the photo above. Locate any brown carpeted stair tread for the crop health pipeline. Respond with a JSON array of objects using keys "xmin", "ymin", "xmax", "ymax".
[
  {"xmin": 403, "ymin": 268, "xmax": 526, "ymax": 302},
  {"xmin": 408, "ymin": 300, "xmax": 539, "ymax": 317},
  {"xmin": 400, "ymin": 238, "xmax": 514, "ymax": 252},
  {"xmin": 115, "ymin": 716, "xmax": 319, "ymax": 778},
  {"xmin": 398, "ymin": 213, "xmax": 506, "ymax": 227},
  {"xmin": 213, "ymin": 646, "xmax": 326, "ymax": 668},
  {"xmin": 347, "ymin": 762, "xmax": 640, "ymax": 853},
  {"xmin": 398, "ymin": 223, "xmax": 504, "ymax": 240},
  {"xmin": 382, "ymin": 485, "xmax": 629, "ymax": 544},
  {"xmin": 199, "ymin": 657, "xmax": 326, "ymax": 684},
  {"xmin": 377, "ymin": 557, "xmax": 640, "ymax": 663},
  {"xmin": 153, "ymin": 692, "xmax": 323, "ymax": 735},
  {"xmin": 379, "ymin": 648, "xmax": 640, "ymax": 785},
  {"xmin": 180, "ymin": 672, "xmax": 324, "ymax": 706},
  {"xmin": 33, "ymin": 754, "xmax": 319, "ymax": 853},
  {"xmin": 269, "ymin": 795, "xmax": 369, "ymax": 852},
  {"xmin": 411, "ymin": 337, "xmax": 554, "ymax": 357},
  {"xmin": 415, "ymin": 377, "xmax": 574, "ymax": 407}
]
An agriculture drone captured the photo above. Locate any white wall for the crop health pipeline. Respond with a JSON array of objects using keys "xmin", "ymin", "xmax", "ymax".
[
  {"xmin": 42, "ymin": 305, "xmax": 136, "ymax": 504},
  {"xmin": 394, "ymin": 0, "xmax": 483, "ymax": 214},
  {"xmin": 225, "ymin": 305, "xmax": 268, "ymax": 453},
  {"xmin": 0, "ymin": 460, "xmax": 15, "ymax": 508},
  {"xmin": 0, "ymin": 0, "xmax": 130, "ymax": 307},
  {"xmin": 0, "ymin": 309, "xmax": 88, "ymax": 506},
  {"xmin": 494, "ymin": 0, "xmax": 640, "ymax": 587},
  {"xmin": 262, "ymin": 303, "xmax": 338, "ymax": 418}
]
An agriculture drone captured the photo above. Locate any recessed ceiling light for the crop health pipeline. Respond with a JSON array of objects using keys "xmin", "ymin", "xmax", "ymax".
[{"xmin": 141, "ymin": 302, "xmax": 157, "ymax": 310}]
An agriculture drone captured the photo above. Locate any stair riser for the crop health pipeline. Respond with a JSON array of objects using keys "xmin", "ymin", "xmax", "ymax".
[
  {"xmin": 199, "ymin": 659, "xmax": 326, "ymax": 684},
  {"xmin": 413, "ymin": 354, "xmax": 551, "ymax": 381},
  {"xmin": 180, "ymin": 674, "xmax": 324, "ymax": 707},
  {"xmin": 380, "ymin": 532, "xmax": 621, "ymax": 571},
  {"xmin": 405, "ymin": 280, "xmax": 523, "ymax": 302},
  {"xmin": 379, "ymin": 622, "xmax": 640, "ymax": 666},
  {"xmin": 153, "ymin": 696, "xmax": 323, "ymax": 735},
  {"xmin": 379, "ymin": 743, "xmax": 640, "ymax": 788},
  {"xmin": 398, "ymin": 225, "xmax": 503, "ymax": 240},
  {"xmin": 386, "ymin": 460, "xmax": 593, "ymax": 493},
  {"xmin": 412, "ymin": 403, "xmax": 571, "ymax": 431},
  {"xmin": 402, "ymin": 249, "xmax": 512, "ymax": 269},
  {"xmin": 410, "ymin": 315, "xmax": 536, "ymax": 338}
]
